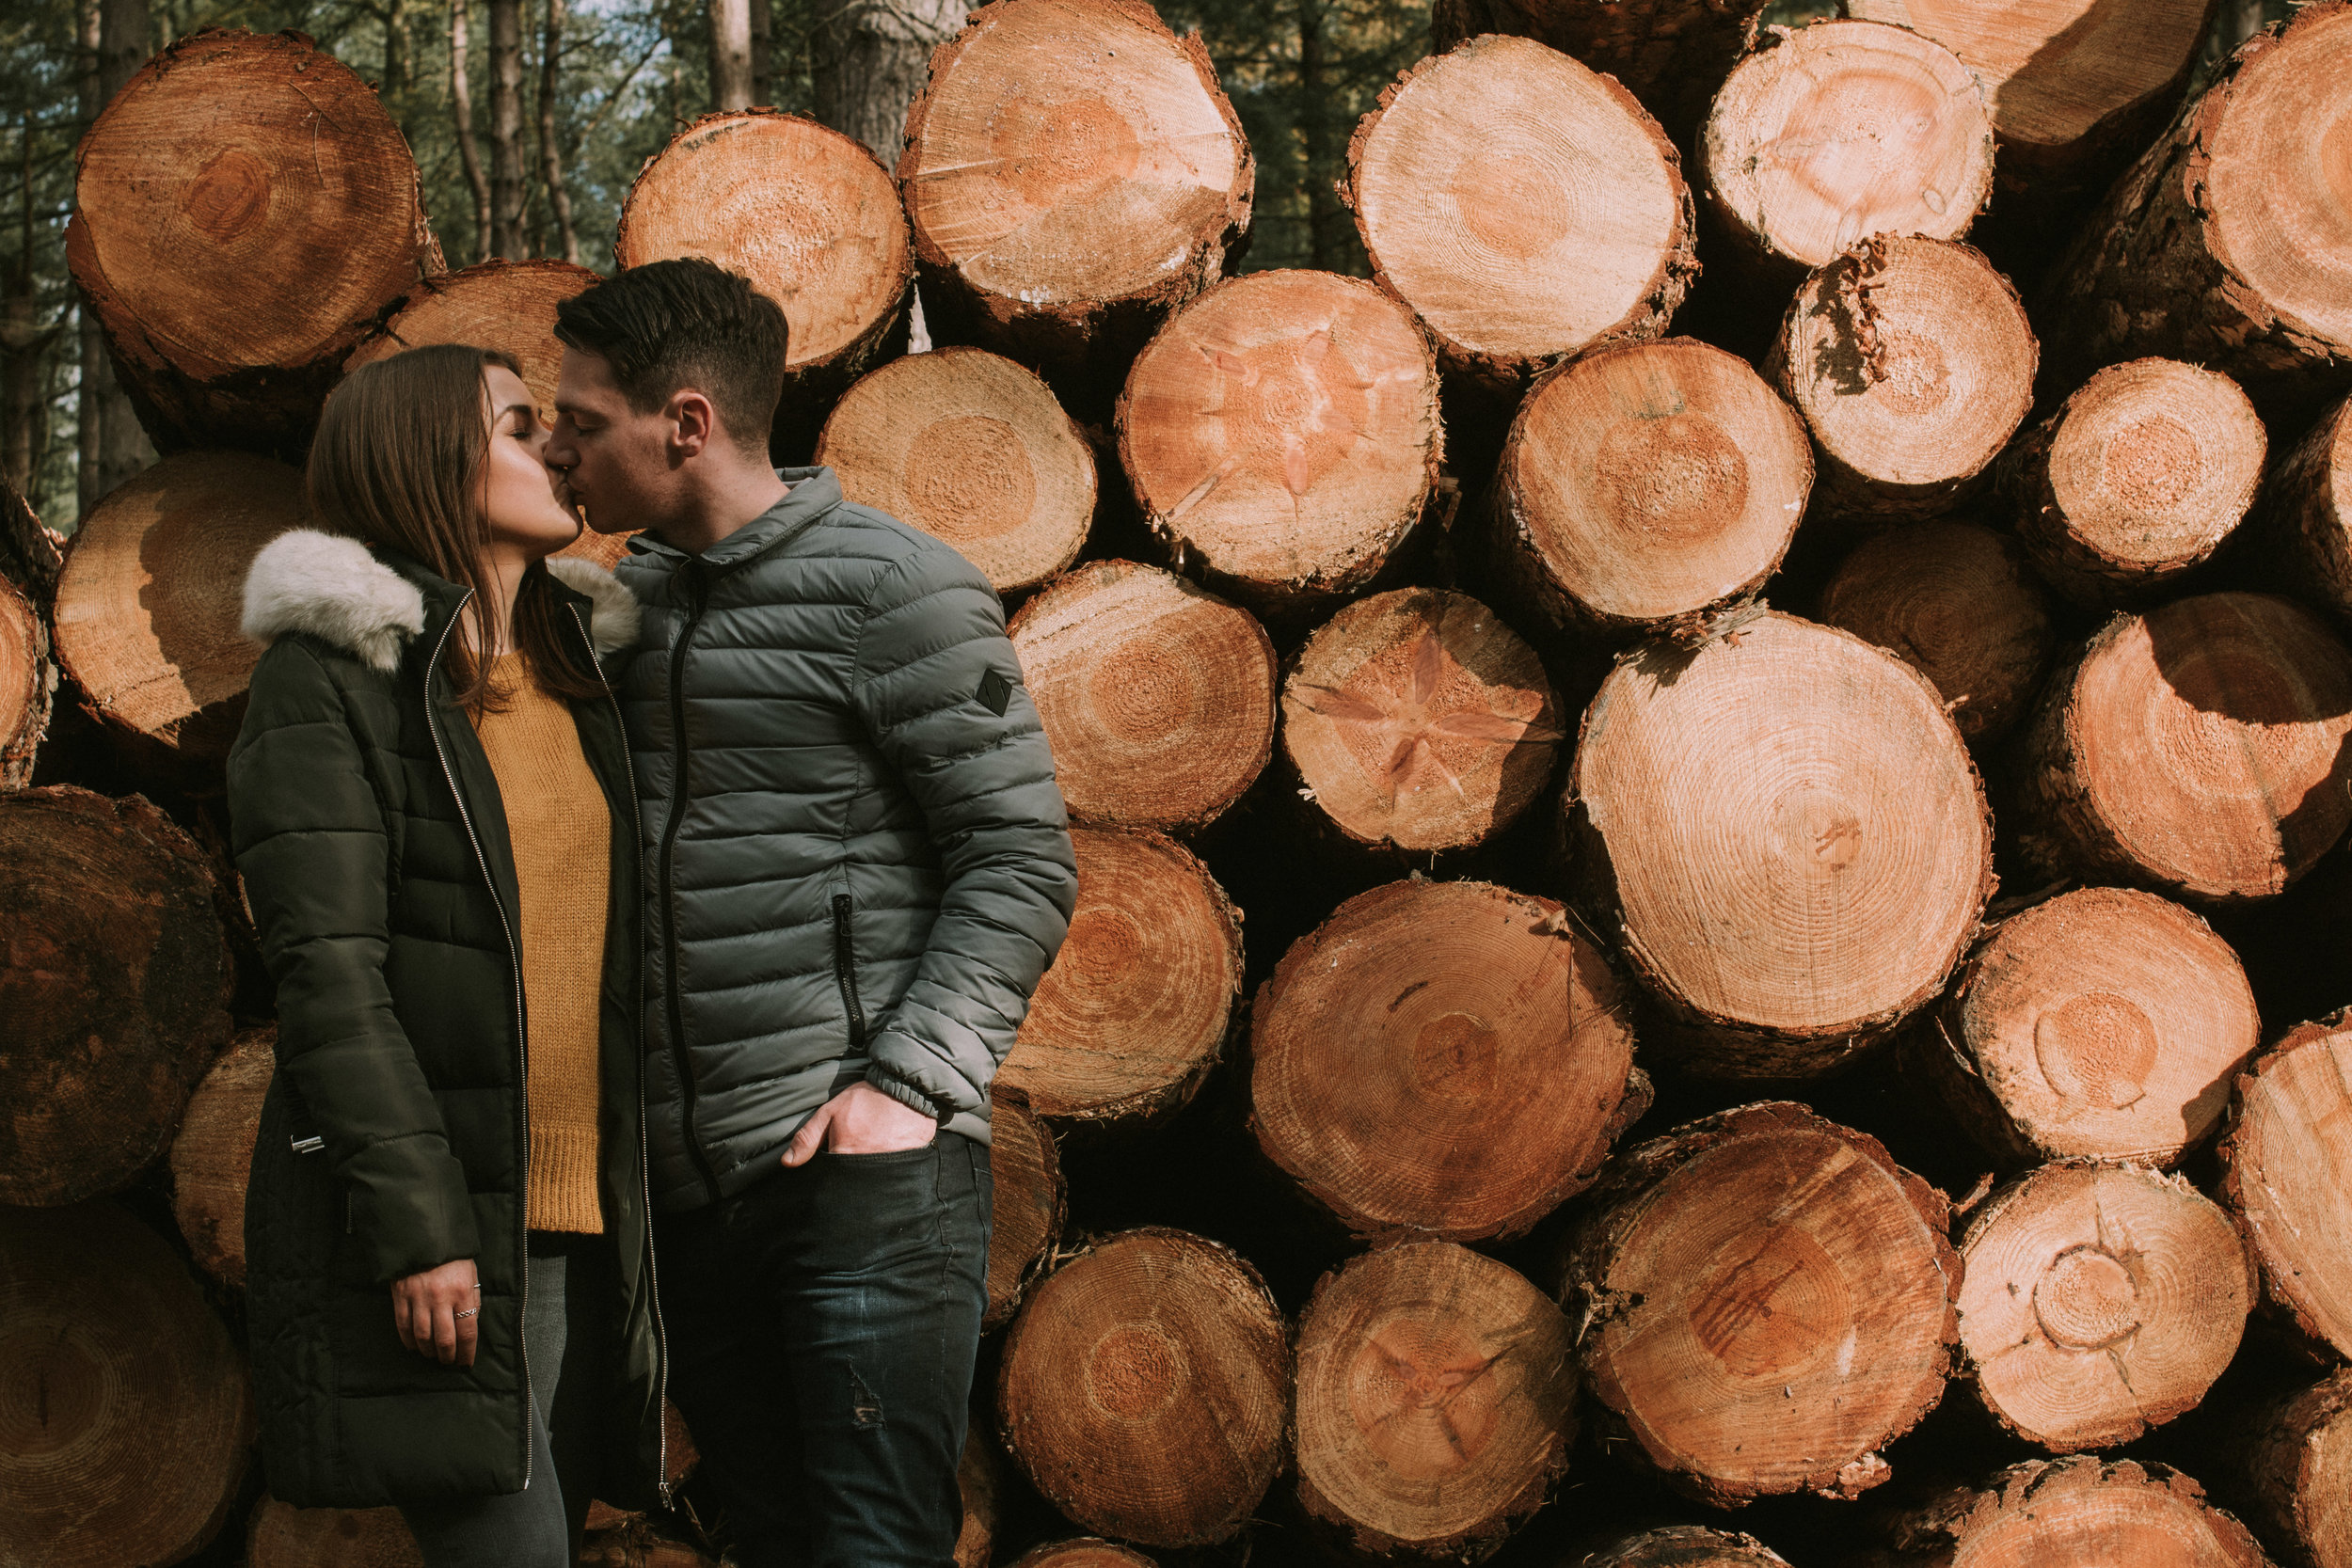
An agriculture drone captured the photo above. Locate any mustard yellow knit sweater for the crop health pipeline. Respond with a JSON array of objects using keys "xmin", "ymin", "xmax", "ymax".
[{"xmin": 472, "ymin": 655, "xmax": 609, "ymax": 1234}]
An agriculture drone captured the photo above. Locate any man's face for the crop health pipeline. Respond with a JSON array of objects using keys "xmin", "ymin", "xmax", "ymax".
[{"xmin": 548, "ymin": 347, "xmax": 675, "ymax": 535}]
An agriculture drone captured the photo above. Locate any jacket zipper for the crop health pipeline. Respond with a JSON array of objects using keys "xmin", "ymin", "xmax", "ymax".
[
  {"xmin": 831, "ymin": 893, "xmax": 866, "ymax": 1051},
  {"xmin": 659, "ymin": 564, "xmax": 725, "ymax": 1206},
  {"xmin": 421, "ymin": 597, "xmax": 534, "ymax": 1489},
  {"xmin": 570, "ymin": 602, "xmax": 671, "ymax": 1504}
]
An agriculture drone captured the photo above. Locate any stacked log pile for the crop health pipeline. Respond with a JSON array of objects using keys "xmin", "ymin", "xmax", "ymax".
[{"xmin": 15, "ymin": 3, "xmax": 2352, "ymax": 1565}]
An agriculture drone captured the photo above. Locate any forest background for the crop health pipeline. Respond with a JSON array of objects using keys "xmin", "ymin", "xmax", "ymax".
[{"xmin": 0, "ymin": 0, "xmax": 2292, "ymax": 538}]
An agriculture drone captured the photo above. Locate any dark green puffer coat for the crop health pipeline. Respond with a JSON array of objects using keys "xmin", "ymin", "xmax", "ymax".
[
  {"xmin": 228, "ymin": 529, "xmax": 664, "ymax": 1510},
  {"xmin": 612, "ymin": 467, "xmax": 1077, "ymax": 1211}
]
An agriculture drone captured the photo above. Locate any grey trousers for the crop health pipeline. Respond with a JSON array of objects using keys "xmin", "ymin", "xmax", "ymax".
[{"xmin": 400, "ymin": 1230, "xmax": 615, "ymax": 1568}]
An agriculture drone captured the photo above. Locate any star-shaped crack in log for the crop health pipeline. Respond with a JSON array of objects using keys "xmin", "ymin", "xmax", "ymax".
[{"xmin": 1294, "ymin": 631, "xmax": 1563, "ymax": 807}]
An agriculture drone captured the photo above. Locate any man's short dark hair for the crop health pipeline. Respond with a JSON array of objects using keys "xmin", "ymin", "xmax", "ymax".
[{"xmin": 555, "ymin": 257, "xmax": 788, "ymax": 445}]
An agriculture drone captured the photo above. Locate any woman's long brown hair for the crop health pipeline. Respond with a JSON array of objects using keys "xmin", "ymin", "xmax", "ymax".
[{"xmin": 306, "ymin": 344, "xmax": 606, "ymax": 713}]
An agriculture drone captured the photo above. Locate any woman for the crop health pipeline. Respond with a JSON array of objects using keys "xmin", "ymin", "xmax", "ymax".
[{"xmin": 229, "ymin": 344, "xmax": 663, "ymax": 1564}]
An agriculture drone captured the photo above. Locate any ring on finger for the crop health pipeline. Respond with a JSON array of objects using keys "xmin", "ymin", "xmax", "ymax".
[{"xmin": 455, "ymin": 1307, "xmax": 479, "ymax": 1319}]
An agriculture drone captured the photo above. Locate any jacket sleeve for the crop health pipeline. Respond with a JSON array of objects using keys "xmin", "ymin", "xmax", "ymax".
[
  {"xmin": 849, "ymin": 546, "xmax": 1079, "ymax": 1120},
  {"xmin": 228, "ymin": 639, "xmax": 481, "ymax": 1282}
]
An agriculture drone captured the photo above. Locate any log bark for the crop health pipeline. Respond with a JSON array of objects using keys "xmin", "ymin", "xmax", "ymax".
[
  {"xmin": 1953, "ymin": 1162, "xmax": 2253, "ymax": 1452},
  {"xmin": 1876, "ymin": 1457, "xmax": 2270, "ymax": 1568},
  {"xmin": 2005, "ymin": 359, "xmax": 2267, "ymax": 607},
  {"xmin": 1565, "ymin": 611, "xmax": 1991, "ymax": 1077},
  {"xmin": 1115, "ymin": 269, "xmax": 1441, "ymax": 618},
  {"xmin": 1916, "ymin": 887, "xmax": 2260, "ymax": 1169},
  {"xmin": 1769, "ymin": 235, "xmax": 2037, "ymax": 522},
  {"xmin": 0, "ymin": 1202, "xmax": 254, "ymax": 1568},
  {"xmin": 956, "ymin": 1430, "xmax": 1001, "ymax": 1568},
  {"xmin": 1571, "ymin": 1527, "xmax": 1792, "ymax": 1567},
  {"xmin": 1492, "ymin": 337, "xmax": 1810, "ymax": 635},
  {"xmin": 896, "ymin": 0, "xmax": 1252, "ymax": 404},
  {"xmin": 1, "ymin": 468, "xmax": 63, "ymax": 604},
  {"xmin": 2219, "ymin": 1010, "xmax": 2352, "ymax": 1363},
  {"xmin": 53, "ymin": 450, "xmax": 307, "ymax": 762},
  {"xmin": 65, "ymin": 28, "xmax": 439, "ymax": 456},
  {"xmin": 1293, "ymin": 1242, "xmax": 1577, "ymax": 1560},
  {"xmin": 246, "ymin": 1495, "xmax": 421, "ymax": 1567},
  {"xmin": 1250, "ymin": 878, "xmax": 1643, "ymax": 1243},
  {"xmin": 1010, "ymin": 1544, "xmax": 1157, "ymax": 1568},
  {"xmin": 1007, "ymin": 560, "xmax": 1276, "ymax": 832},
  {"xmin": 1427, "ymin": 0, "xmax": 1768, "ymax": 152},
  {"xmin": 0, "ymin": 574, "xmax": 53, "ymax": 788},
  {"xmin": 1344, "ymin": 35, "xmax": 1695, "ymax": 390},
  {"xmin": 0, "ymin": 787, "xmax": 232, "ymax": 1206},
  {"xmin": 983, "ymin": 1087, "xmax": 1065, "ymax": 1330},
  {"xmin": 617, "ymin": 110, "xmax": 913, "ymax": 457},
  {"xmin": 2256, "ymin": 392, "xmax": 2352, "ymax": 628},
  {"xmin": 998, "ymin": 1227, "xmax": 1290, "ymax": 1547},
  {"xmin": 1279, "ymin": 589, "xmax": 1562, "ymax": 857},
  {"xmin": 169, "ymin": 1024, "xmax": 274, "ymax": 1289},
  {"xmin": 816, "ymin": 346, "xmax": 1091, "ymax": 594},
  {"xmin": 2013, "ymin": 592, "xmax": 2352, "ymax": 903},
  {"xmin": 1000, "ymin": 827, "xmax": 1242, "ymax": 1124},
  {"xmin": 2039, "ymin": 0, "xmax": 2352, "ymax": 425},
  {"xmin": 578, "ymin": 1520, "xmax": 720, "ymax": 1568},
  {"xmin": 1560, "ymin": 1102, "xmax": 1958, "ymax": 1506},
  {"xmin": 1816, "ymin": 519, "xmax": 2054, "ymax": 744},
  {"xmin": 1700, "ymin": 22, "xmax": 1993, "ymax": 287},
  {"xmin": 2227, "ymin": 1368, "xmax": 2352, "ymax": 1568}
]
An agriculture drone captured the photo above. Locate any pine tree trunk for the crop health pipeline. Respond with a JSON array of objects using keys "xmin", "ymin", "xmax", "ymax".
[
  {"xmin": 815, "ymin": 347, "xmax": 1092, "ymax": 594},
  {"xmin": 2255, "ymin": 391, "xmax": 2352, "ymax": 627},
  {"xmin": 1817, "ymin": 519, "xmax": 2054, "ymax": 744},
  {"xmin": 708, "ymin": 0, "xmax": 752, "ymax": 109},
  {"xmin": 1251, "ymin": 879, "xmax": 1644, "ymax": 1243},
  {"xmin": 74, "ymin": 0, "xmax": 154, "ymax": 514},
  {"xmin": 1876, "ymin": 1458, "xmax": 2269, "ymax": 1567},
  {"xmin": 2219, "ymin": 1009, "xmax": 2352, "ymax": 1364},
  {"xmin": 1562, "ymin": 1103, "xmax": 1957, "ymax": 1506},
  {"xmin": 1007, "ymin": 560, "xmax": 1276, "ymax": 833},
  {"xmin": 535, "ymin": 0, "xmax": 577, "ymax": 263},
  {"xmin": 488, "ymin": 0, "xmax": 527, "ymax": 260},
  {"xmin": 2040, "ymin": 1, "xmax": 2352, "ymax": 425},
  {"xmin": 0, "ymin": 1203, "xmax": 254, "ymax": 1567},
  {"xmin": 52, "ymin": 450, "xmax": 307, "ymax": 762},
  {"xmin": 812, "ymin": 0, "xmax": 964, "ymax": 165},
  {"xmin": 1565, "ymin": 611, "xmax": 1990, "ymax": 1077},
  {"xmin": 1492, "ymin": 337, "xmax": 1810, "ymax": 636},
  {"xmin": 999, "ymin": 828, "xmax": 1242, "ymax": 1125},
  {"xmin": 1115, "ymin": 270, "xmax": 1441, "ymax": 619},
  {"xmin": 168, "ymin": 1025, "xmax": 275, "ymax": 1289},
  {"xmin": 452, "ymin": 0, "xmax": 492, "ymax": 261},
  {"xmin": 1953, "ymin": 1162, "xmax": 2252, "ymax": 1451},
  {"xmin": 983, "ymin": 1088, "xmax": 1065, "ymax": 1331},
  {"xmin": 246, "ymin": 1495, "xmax": 421, "ymax": 1567},
  {"xmin": 1293, "ymin": 1243, "xmax": 1576, "ymax": 1560},
  {"xmin": 1344, "ymin": 35, "xmax": 1694, "ymax": 390},
  {"xmin": 2013, "ymin": 593, "xmax": 2352, "ymax": 902},
  {"xmin": 2226, "ymin": 1368, "xmax": 2352, "ymax": 1568},
  {"xmin": 1914, "ymin": 887, "xmax": 2260, "ymax": 1170},
  {"xmin": 997, "ymin": 1228, "xmax": 1289, "ymax": 1546}
]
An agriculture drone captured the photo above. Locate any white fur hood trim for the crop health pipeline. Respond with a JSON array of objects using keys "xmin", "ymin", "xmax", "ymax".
[{"xmin": 242, "ymin": 529, "xmax": 642, "ymax": 672}]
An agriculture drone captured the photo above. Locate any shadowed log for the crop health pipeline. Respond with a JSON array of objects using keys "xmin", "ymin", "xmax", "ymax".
[
  {"xmin": 2220, "ymin": 1011, "xmax": 2352, "ymax": 1363},
  {"xmin": 169, "ymin": 1025, "xmax": 276, "ymax": 1289}
]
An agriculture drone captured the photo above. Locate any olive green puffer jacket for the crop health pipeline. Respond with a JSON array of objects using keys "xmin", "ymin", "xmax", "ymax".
[{"xmin": 228, "ymin": 530, "xmax": 664, "ymax": 1511}]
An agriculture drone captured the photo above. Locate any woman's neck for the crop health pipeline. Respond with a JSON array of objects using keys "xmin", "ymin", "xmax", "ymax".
[{"xmin": 466, "ymin": 546, "xmax": 535, "ymax": 658}]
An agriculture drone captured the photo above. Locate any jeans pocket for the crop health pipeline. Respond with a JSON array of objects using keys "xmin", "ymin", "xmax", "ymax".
[{"xmin": 824, "ymin": 1145, "xmax": 937, "ymax": 1168}]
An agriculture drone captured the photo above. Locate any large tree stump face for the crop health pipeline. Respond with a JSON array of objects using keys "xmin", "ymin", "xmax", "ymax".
[
  {"xmin": 169, "ymin": 1027, "xmax": 276, "ymax": 1291},
  {"xmin": 0, "ymin": 578, "xmax": 48, "ymax": 788},
  {"xmin": 1922, "ymin": 1458, "xmax": 2271, "ymax": 1568},
  {"xmin": 2223, "ymin": 1016, "xmax": 2352, "ymax": 1361},
  {"xmin": 346, "ymin": 260, "xmax": 599, "ymax": 429},
  {"xmin": 983, "ymin": 1091, "xmax": 1064, "ymax": 1330}
]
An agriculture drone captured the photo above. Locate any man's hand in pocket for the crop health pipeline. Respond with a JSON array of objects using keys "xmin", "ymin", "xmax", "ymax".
[{"xmin": 782, "ymin": 1081, "xmax": 938, "ymax": 1165}]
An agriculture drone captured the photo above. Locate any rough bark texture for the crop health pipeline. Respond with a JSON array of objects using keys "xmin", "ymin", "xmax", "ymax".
[
  {"xmin": 2219, "ymin": 1010, "xmax": 2352, "ymax": 1364},
  {"xmin": 998, "ymin": 1228, "xmax": 1290, "ymax": 1547},
  {"xmin": 2012, "ymin": 593, "xmax": 2352, "ymax": 904},
  {"xmin": 0, "ymin": 1202, "xmax": 255, "ymax": 1568},
  {"xmin": 1560, "ymin": 1102, "xmax": 1958, "ymax": 1507},
  {"xmin": 75, "ymin": 0, "xmax": 159, "ymax": 517},
  {"xmin": 2039, "ymin": 1, "xmax": 2352, "ymax": 426},
  {"xmin": 2255, "ymin": 391, "xmax": 2352, "ymax": 629},
  {"xmin": 0, "ymin": 787, "xmax": 232, "ymax": 1206},
  {"xmin": 486, "ymin": 0, "xmax": 525, "ymax": 260},
  {"xmin": 2226, "ymin": 1368, "xmax": 2352, "ymax": 1568},
  {"xmin": 67, "ymin": 29, "xmax": 439, "ymax": 457},
  {"xmin": 983, "ymin": 1087, "xmax": 1066, "ymax": 1331},
  {"xmin": 168, "ymin": 1025, "xmax": 275, "ymax": 1290},
  {"xmin": 814, "ymin": 0, "xmax": 965, "ymax": 165},
  {"xmin": 1875, "ymin": 1457, "xmax": 2271, "ymax": 1568},
  {"xmin": 1, "ymin": 468, "xmax": 63, "ymax": 604}
]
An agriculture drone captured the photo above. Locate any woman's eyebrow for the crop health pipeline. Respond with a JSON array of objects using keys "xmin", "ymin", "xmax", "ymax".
[{"xmin": 500, "ymin": 400, "xmax": 535, "ymax": 425}]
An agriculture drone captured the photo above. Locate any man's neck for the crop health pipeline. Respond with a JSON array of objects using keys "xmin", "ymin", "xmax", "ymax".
[{"xmin": 660, "ymin": 457, "xmax": 793, "ymax": 558}]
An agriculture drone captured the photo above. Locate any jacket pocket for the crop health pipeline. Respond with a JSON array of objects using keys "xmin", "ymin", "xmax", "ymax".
[{"xmin": 831, "ymin": 893, "xmax": 867, "ymax": 1052}]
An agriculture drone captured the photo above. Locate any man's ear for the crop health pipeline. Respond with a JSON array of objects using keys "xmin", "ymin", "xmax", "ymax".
[{"xmin": 666, "ymin": 388, "xmax": 720, "ymax": 461}]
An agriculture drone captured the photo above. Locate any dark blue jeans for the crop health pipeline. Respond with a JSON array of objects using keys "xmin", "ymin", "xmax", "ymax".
[{"xmin": 657, "ymin": 1133, "xmax": 991, "ymax": 1568}]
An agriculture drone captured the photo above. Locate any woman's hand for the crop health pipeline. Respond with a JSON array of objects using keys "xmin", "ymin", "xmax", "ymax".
[
  {"xmin": 391, "ymin": 1259, "xmax": 482, "ymax": 1366},
  {"xmin": 781, "ymin": 1082, "xmax": 938, "ymax": 1165}
]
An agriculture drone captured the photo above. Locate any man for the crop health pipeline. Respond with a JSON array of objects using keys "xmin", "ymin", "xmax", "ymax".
[{"xmin": 545, "ymin": 257, "xmax": 1076, "ymax": 1567}]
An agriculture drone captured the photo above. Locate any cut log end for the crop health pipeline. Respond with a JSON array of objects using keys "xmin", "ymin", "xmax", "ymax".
[
  {"xmin": 2264, "ymin": 393, "xmax": 2352, "ymax": 626},
  {"xmin": 998, "ymin": 1228, "xmax": 1289, "ymax": 1547},
  {"xmin": 1817, "ymin": 519, "xmax": 2054, "ymax": 742},
  {"xmin": 1295, "ymin": 1243, "xmax": 1576, "ymax": 1559},
  {"xmin": 1010, "ymin": 1543, "xmax": 1159, "ymax": 1568},
  {"xmin": 1003, "ymin": 828, "xmax": 1241, "ymax": 1123},
  {"xmin": 817, "ymin": 348, "xmax": 1092, "ymax": 594},
  {"xmin": 1884, "ymin": 1458, "xmax": 2270, "ymax": 1568},
  {"xmin": 1929, "ymin": 887, "xmax": 2259, "ymax": 1169},
  {"xmin": 346, "ymin": 259, "xmax": 599, "ymax": 426},
  {"xmin": 1498, "ymin": 337, "xmax": 1811, "ymax": 630},
  {"xmin": 1565, "ymin": 1103, "xmax": 1956, "ymax": 1506},
  {"xmin": 2221, "ymin": 1012, "xmax": 2352, "ymax": 1363},
  {"xmin": 1569, "ymin": 611, "xmax": 1989, "ymax": 1075},
  {"xmin": 1956, "ymin": 1164, "xmax": 2251, "ymax": 1452},
  {"xmin": 1118, "ymin": 269, "xmax": 1440, "ymax": 612},
  {"xmin": 955, "ymin": 1432, "xmax": 999, "ymax": 1568},
  {"xmin": 2020, "ymin": 592, "xmax": 2352, "ymax": 903},
  {"xmin": 1348, "ymin": 34, "xmax": 1694, "ymax": 381},
  {"xmin": 0, "ymin": 575, "xmax": 52, "ymax": 787},
  {"xmin": 1705, "ymin": 21, "xmax": 1993, "ymax": 273},
  {"xmin": 983, "ymin": 1090, "xmax": 1066, "ymax": 1330},
  {"xmin": 1251, "ymin": 878, "xmax": 1642, "ymax": 1242},
  {"xmin": 1280, "ymin": 589, "xmax": 1562, "ymax": 855},
  {"xmin": 170, "ymin": 1025, "xmax": 277, "ymax": 1290},
  {"xmin": 1573, "ymin": 1527, "xmax": 1793, "ymax": 1567},
  {"xmin": 2232, "ymin": 1368, "xmax": 2352, "ymax": 1568},
  {"xmin": 1009, "ymin": 561, "xmax": 1276, "ymax": 832},
  {"xmin": 246, "ymin": 1496, "xmax": 421, "ymax": 1568},
  {"xmin": 54, "ymin": 450, "xmax": 308, "ymax": 760}
]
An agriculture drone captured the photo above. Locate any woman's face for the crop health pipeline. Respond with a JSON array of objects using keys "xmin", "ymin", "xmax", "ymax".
[{"xmin": 480, "ymin": 365, "xmax": 581, "ymax": 557}]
